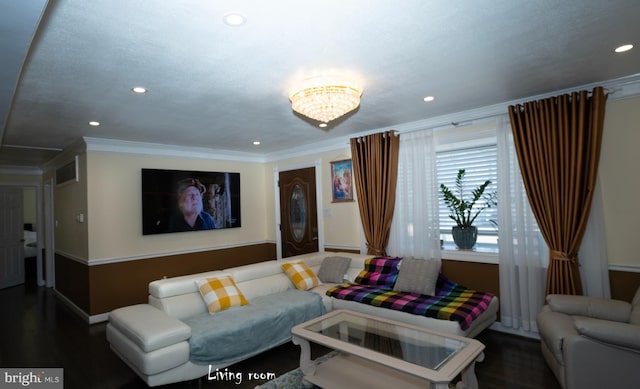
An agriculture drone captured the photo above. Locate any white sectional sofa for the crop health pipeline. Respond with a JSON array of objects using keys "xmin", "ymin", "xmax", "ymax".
[{"xmin": 106, "ymin": 251, "xmax": 498, "ymax": 387}]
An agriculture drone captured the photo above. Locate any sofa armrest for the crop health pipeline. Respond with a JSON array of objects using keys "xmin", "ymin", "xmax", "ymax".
[
  {"xmin": 546, "ymin": 294, "xmax": 631, "ymax": 322},
  {"xmin": 109, "ymin": 304, "xmax": 191, "ymax": 352},
  {"xmin": 574, "ymin": 317, "xmax": 640, "ymax": 351}
]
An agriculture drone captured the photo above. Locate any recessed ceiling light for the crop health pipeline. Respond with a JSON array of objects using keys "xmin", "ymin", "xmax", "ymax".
[
  {"xmin": 423, "ymin": 96, "xmax": 435, "ymax": 102},
  {"xmin": 253, "ymin": 141, "xmax": 261, "ymax": 145},
  {"xmin": 224, "ymin": 13, "xmax": 246, "ymax": 26},
  {"xmin": 319, "ymin": 123, "xmax": 328, "ymax": 128},
  {"xmin": 88, "ymin": 121, "xmax": 100, "ymax": 126},
  {"xmin": 614, "ymin": 44, "xmax": 634, "ymax": 53},
  {"xmin": 132, "ymin": 86, "xmax": 147, "ymax": 93}
]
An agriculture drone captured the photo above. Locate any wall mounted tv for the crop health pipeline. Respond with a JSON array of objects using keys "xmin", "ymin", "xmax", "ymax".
[{"xmin": 142, "ymin": 168, "xmax": 241, "ymax": 235}]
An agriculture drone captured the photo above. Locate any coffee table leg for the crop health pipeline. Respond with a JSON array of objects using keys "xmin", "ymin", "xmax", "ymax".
[
  {"xmin": 292, "ymin": 335, "xmax": 316, "ymax": 376},
  {"xmin": 456, "ymin": 352, "xmax": 484, "ymax": 389}
]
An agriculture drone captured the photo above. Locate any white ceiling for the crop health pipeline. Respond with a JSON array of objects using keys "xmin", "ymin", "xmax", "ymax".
[{"xmin": 1, "ymin": 0, "xmax": 639, "ymax": 168}]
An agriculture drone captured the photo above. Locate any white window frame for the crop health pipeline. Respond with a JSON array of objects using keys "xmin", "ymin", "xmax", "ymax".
[{"xmin": 434, "ymin": 122, "xmax": 499, "ymax": 263}]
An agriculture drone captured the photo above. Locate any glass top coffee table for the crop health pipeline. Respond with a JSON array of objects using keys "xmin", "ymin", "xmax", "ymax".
[{"xmin": 292, "ymin": 309, "xmax": 485, "ymax": 389}]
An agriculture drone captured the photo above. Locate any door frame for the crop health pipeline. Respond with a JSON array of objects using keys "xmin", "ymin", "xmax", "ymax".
[
  {"xmin": 0, "ymin": 181, "xmax": 46, "ymax": 286},
  {"xmin": 273, "ymin": 159, "xmax": 325, "ymax": 260},
  {"xmin": 44, "ymin": 179, "xmax": 55, "ymax": 288}
]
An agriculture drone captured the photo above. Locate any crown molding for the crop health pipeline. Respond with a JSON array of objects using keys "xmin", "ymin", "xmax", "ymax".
[
  {"xmin": 0, "ymin": 165, "xmax": 42, "ymax": 175},
  {"xmin": 42, "ymin": 138, "xmax": 86, "ymax": 171},
  {"xmin": 82, "ymin": 137, "xmax": 267, "ymax": 163},
  {"xmin": 263, "ymin": 136, "xmax": 352, "ymax": 162}
]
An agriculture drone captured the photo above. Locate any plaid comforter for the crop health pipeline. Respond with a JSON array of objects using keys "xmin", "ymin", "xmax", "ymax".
[{"xmin": 326, "ymin": 275, "xmax": 494, "ymax": 330}]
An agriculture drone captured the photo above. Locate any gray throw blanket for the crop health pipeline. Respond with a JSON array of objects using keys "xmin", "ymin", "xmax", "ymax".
[{"xmin": 184, "ymin": 289, "xmax": 325, "ymax": 365}]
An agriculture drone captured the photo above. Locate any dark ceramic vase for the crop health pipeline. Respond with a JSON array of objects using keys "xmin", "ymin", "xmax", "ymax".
[{"xmin": 452, "ymin": 226, "xmax": 477, "ymax": 249}]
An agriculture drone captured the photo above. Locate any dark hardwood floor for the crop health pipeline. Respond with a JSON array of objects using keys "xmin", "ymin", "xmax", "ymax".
[{"xmin": 1, "ymin": 272, "xmax": 561, "ymax": 389}]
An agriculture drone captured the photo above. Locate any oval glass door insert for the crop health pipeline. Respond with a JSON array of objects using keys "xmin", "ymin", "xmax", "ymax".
[{"xmin": 290, "ymin": 185, "xmax": 307, "ymax": 242}]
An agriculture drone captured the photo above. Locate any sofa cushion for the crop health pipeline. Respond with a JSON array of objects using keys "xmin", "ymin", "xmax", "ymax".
[
  {"xmin": 546, "ymin": 294, "xmax": 632, "ymax": 322},
  {"xmin": 195, "ymin": 276, "xmax": 249, "ymax": 314},
  {"xmin": 308, "ymin": 283, "xmax": 338, "ymax": 312},
  {"xmin": 184, "ymin": 289, "xmax": 325, "ymax": 365},
  {"xmin": 106, "ymin": 323, "xmax": 190, "ymax": 375},
  {"xmin": 317, "ymin": 256, "xmax": 352, "ymax": 283},
  {"xmin": 149, "ymin": 270, "xmax": 228, "ymax": 299},
  {"xmin": 354, "ymin": 256, "xmax": 402, "ymax": 288},
  {"xmin": 235, "ymin": 273, "xmax": 292, "ymax": 301},
  {"xmin": 393, "ymin": 258, "xmax": 441, "ymax": 296},
  {"xmin": 108, "ymin": 304, "xmax": 191, "ymax": 353},
  {"xmin": 282, "ymin": 261, "xmax": 320, "ymax": 290},
  {"xmin": 574, "ymin": 317, "xmax": 640, "ymax": 350},
  {"xmin": 327, "ymin": 273, "xmax": 494, "ymax": 331}
]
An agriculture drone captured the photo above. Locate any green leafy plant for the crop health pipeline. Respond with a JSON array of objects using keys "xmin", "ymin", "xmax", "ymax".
[{"xmin": 440, "ymin": 169, "xmax": 497, "ymax": 228}]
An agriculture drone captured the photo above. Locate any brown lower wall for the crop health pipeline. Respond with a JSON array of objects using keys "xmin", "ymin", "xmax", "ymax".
[
  {"xmin": 441, "ymin": 261, "xmax": 640, "ymax": 304},
  {"xmin": 441, "ymin": 260, "xmax": 500, "ymax": 300},
  {"xmin": 56, "ymin": 245, "xmax": 640, "ymax": 321},
  {"xmin": 55, "ymin": 253, "xmax": 90, "ymax": 313},
  {"xmin": 610, "ymin": 269, "xmax": 640, "ymax": 302},
  {"xmin": 441, "ymin": 260, "xmax": 500, "ymax": 320},
  {"xmin": 56, "ymin": 242, "xmax": 277, "ymax": 317}
]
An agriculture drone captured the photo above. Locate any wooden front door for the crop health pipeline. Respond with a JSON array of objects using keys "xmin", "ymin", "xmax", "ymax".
[{"xmin": 279, "ymin": 167, "xmax": 318, "ymax": 258}]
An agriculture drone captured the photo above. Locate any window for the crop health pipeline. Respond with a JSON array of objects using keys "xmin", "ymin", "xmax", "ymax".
[{"xmin": 435, "ymin": 125, "xmax": 498, "ymax": 251}]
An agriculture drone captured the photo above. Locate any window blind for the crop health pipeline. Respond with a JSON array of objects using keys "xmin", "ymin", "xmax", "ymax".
[{"xmin": 436, "ymin": 145, "xmax": 498, "ymax": 242}]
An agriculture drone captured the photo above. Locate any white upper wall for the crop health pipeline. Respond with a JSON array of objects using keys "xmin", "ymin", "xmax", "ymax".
[
  {"xmin": 600, "ymin": 96, "xmax": 640, "ymax": 267},
  {"xmin": 85, "ymin": 152, "xmax": 270, "ymax": 262}
]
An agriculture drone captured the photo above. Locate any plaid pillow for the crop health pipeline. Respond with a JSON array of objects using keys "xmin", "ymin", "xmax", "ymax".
[
  {"xmin": 354, "ymin": 256, "xmax": 402, "ymax": 288},
  {"xmin": 195, "ymin": 276, "xmax": 249, "ymax": 314},
  {"xmin": 282, "ymin": 261, "xmax": 320, "ymax": 290}
]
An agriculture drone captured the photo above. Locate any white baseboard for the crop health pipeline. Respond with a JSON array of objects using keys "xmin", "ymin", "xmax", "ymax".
[
  {"xmin": 53, "ymin": 288, "xmax": 110, "ymax": 324},
  {"xmin": 489, "ymin": 322, "xmax": 540, "ymax": 340},
  {"xmin": 90, "ymin": 312, "xmax": 110, "ymax": 324}
]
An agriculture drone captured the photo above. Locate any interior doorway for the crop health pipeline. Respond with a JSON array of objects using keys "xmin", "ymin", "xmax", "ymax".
[
  {"xmin": 0, "ymin": 184, "xmax": 44, "ymax": 289},
  {"xmin": 0, "ymin": 186, "xmax": 25, "ymax": 289}
]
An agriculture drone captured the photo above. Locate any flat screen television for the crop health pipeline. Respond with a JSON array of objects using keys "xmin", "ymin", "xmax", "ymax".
[{"xmin": 142, "ymin": 168, "xmax": 241, "ymax": 235}]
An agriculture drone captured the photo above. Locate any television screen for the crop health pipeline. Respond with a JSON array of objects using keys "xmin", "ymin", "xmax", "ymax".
[{"xmin": 142, "ymin": 169, "xmax": 241, "ymax": 235}]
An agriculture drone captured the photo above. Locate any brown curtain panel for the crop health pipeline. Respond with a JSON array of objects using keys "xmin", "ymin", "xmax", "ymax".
[
  {"xmin": 350, "ymin": 131, "xmax": 400, "ymax": 256},
  {"xmin": 508, "ymin": 87, "xmax": 607, "ymax": 296}
]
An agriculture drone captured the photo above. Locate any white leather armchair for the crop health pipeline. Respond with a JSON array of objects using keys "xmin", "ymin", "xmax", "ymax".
[{"xmin": 537, "ymin": 286, "xmax": 640, "ymax": 389}]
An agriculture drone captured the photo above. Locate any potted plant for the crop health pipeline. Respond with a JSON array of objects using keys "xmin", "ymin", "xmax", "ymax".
[{"xmin": 440, "ymin": 169, "xmax": 497, "ymax": 249}]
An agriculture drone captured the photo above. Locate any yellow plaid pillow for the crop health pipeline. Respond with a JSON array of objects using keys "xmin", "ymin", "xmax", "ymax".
[
  {"xmin": 195, "ymin": 276, "xmax": 249, "ymax": 314},
  {"xmin": 282, "ymin": 261, "xmax": 320, "ymax": 290}
]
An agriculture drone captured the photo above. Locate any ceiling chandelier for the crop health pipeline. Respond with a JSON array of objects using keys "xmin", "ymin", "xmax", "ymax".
[{"xmin": 288, "ymin": 75, "xmax": 363, "ymax": 124}]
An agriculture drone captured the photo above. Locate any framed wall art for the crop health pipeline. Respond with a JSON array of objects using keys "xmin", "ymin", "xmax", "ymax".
[{"xmin": 330, "ymin": 159, "xmax": 353, "ymax": 202}]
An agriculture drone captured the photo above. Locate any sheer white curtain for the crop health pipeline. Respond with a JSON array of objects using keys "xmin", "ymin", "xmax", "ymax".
[
  {"xmin": 387, "ymin": 129, "xmax": 441, "ymax": 260},
  {"xmin": 497, "ymin": 115, "xmax": 547, "ymax": 333},
  {"xmin": 578, "ymin": 176, "xmax": 611, "ymax": 298}
]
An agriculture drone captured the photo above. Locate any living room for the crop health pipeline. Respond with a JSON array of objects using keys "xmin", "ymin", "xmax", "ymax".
[
  {"xmin": 39, "ymin": 90, "xmax": 639, "ymax": 324},
  {"xmin": 1, "ymin": 1, "xmax": 640, "ymax": 388}
]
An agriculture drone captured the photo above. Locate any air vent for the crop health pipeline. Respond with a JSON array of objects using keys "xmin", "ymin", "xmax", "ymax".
[{"xmin": 56, "ymin": 156, "xmax": 79, "ymax": 186}]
